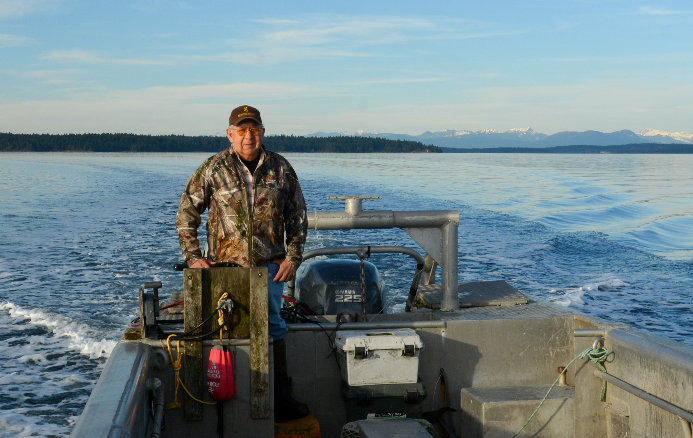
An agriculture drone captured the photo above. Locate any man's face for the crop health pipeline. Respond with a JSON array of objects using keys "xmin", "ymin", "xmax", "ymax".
[{"xmin": 227, "ymin": 121, "xmax": 265, "ymax": 161}]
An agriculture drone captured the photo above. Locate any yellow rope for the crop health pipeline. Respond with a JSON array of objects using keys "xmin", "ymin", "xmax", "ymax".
[
  {"xmin": 217, "ymin": 292, "xmax": 229, "ymax": 346},
  {"xmin": 164, "ymin": 294, "xmax": 230, "ymax": 409},
  {"xmin": 165, "ymin": 334, "xmax": 216, "ymax": 409}
]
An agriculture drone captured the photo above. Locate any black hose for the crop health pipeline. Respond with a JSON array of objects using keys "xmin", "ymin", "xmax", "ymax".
[
  {"xmin": 216, "ymin": 402, "xmax": 224, "ymax": 438},
  {"xmin": 167, "ymin": 305, "xmax": 233, "ymax": 342}
]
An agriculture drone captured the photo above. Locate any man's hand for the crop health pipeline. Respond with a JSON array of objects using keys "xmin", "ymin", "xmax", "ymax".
[
  {"xmin": 189, "ymin": 259, "xmax": 216, "ymax": 269},
  {"xmin": 273, "ymin": 259, "xmax": 296, "ymax": 282}
]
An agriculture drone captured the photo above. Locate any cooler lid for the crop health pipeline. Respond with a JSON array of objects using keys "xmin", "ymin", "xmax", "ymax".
[{"xmin": 335, "ymin": 328, "xmax": 423, "ymax": 352}]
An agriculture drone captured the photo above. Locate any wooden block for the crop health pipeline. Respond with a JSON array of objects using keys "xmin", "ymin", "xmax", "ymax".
[
  {"xmin": 249, "ymin": 267, "xmax": 270, "ymax": 419},
  {"xmin": 183, "ymin": 268, "xmax": 205, "ymax": 421},
  {"xmin": 123, "ymin": 327, "xmax": 141, "ymax": 340},
  {"xmin": 180, "ymin": 266, "xmax": 259, "ymax": 421},
  {"xmin": 207, "ymin": 268, "xmax": 251, "ymax": 339}
]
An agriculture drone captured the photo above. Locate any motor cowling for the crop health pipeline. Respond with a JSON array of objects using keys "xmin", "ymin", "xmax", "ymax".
[
  {"xmin": 207, "ymin": 345, "xmax": 235, "ymax": 402},
  {"xmin": 294, "ymin": 259, "xmax": 384, "ymax": 316}
]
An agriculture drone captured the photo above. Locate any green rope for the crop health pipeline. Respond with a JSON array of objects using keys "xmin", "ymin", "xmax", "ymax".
[{"xmin": 512, "ymin": 346, "xmax": 610, "ymax": 438}]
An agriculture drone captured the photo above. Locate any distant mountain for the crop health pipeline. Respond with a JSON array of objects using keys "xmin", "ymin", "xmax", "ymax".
[
  {"xmin": 639, "ymin": 129, "xmax": 693, "ymax": 144},
  {"xmin": 308, "ymin": 128, "xmax": 690, "ymax": 148}
]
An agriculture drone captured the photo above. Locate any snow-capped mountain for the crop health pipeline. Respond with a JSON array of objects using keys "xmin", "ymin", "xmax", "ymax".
[
  {"xmin": 639, "ymin": 129, "xmax": 693, "ymax": 144},
  {"xmin": 308, "ymin": 128, "xmax": 690, "ymax": 148}
]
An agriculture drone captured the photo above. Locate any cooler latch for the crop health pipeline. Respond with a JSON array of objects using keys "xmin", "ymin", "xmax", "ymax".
[
  {"xmin": 404, "ymin": 389, "xmax": 421, "ymax": 403},
  {"xmin": 354, "ymin": 346, "xmax": 368, "ymax": 359},
  {"xmin": 403, "ymin": 344, "xmax": 416, "ymax": 357}
]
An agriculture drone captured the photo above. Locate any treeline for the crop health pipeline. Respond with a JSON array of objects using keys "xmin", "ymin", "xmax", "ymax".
[
  {"xmin": 441, "ymin": 143, "xmax": 693, "ymax": 154},
  {"xmin": 266, "ymin": 135, "xmax": 440, "ymax": 153},
  {"xmin": 0, "ymin": 133, "xmax": 441, "ymax": 153}
]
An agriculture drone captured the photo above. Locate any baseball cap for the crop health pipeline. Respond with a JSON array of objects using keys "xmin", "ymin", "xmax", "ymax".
[{"xmin": 229, "ymin": 105, "xmax": 262, "ymax": 126}]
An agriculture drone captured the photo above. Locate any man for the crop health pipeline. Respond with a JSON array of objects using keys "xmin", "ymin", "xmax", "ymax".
[{"xmin": 176, "ymin": 105, "xmax": 309, "ymax": 420}]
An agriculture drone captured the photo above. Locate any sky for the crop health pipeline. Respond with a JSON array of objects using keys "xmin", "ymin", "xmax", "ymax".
[{"xmin": 0, "ymin": 0, "xmax": 692, "ymax": 136}]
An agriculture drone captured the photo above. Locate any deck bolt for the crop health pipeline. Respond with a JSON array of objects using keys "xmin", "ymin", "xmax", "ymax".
[{"xmin": 558, "ymin": 366, "xmax": 567, "ymax": 386}]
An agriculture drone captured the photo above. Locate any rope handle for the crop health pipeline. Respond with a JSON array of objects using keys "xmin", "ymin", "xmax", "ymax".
[
  {"xmin": 165, "ymin": 334, "xmax": 217, "ymax": 409},
  {"xmin": 217, "ymin": 292, "xmax": 229, "ymax": 345}
]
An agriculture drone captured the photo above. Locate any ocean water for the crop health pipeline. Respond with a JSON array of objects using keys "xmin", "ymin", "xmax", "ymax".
[{"xmin": 0, "ymin": 152, "xmax": 692, "ymax": 436}]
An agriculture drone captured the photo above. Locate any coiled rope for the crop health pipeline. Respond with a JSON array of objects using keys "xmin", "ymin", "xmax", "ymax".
[{"xmin": 512, "ymin": 345, "xmax": 610, "ymax": 438}]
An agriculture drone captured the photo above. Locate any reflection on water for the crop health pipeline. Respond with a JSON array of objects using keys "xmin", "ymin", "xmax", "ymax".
[
  {"xmin": 290, "ymin": 153, "xmax": 693, "ymax": 259},
  {"xmin": 0, "ymin": 152, "xmax": 691, "ymax": 436}
]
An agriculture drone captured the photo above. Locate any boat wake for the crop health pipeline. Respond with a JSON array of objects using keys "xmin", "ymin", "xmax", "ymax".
[
  {"xmin": 0, "ymin": 302, "xmax": 117, "ymax": 438},
  {"xmin": 1, "ymin": 302, "xmax": 116, "ymax": 359},
  {"xmin": 547, "ymin": 275, "xmax": 629, "ymax": 307}
]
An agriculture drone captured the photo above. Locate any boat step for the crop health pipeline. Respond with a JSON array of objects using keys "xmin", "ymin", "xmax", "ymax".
[
  {"xmin": 460, "ymin": 385, "xmax": 575, "ymax": 438},
  {"xmin": 415, "ymin": 280, "xmax": 530, "ymax": 310}
]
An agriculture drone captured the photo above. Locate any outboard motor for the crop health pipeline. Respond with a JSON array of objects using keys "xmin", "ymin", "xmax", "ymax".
[{"xmin": 294, "ymin": 260, "xmax": 384, "ymax": 316}]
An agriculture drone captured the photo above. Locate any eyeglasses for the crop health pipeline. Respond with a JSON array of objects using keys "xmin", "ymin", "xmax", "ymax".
[{"xmin": 233, "ymin": 126, "xmax": 262, "ymax": 136}]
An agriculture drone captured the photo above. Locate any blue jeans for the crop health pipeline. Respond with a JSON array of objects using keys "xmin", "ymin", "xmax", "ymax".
[{"xmin": 267, "ymin": 263, "xmax": 288, "ymax": 341}]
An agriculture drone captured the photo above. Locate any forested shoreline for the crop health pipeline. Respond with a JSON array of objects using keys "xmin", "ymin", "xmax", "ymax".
[
  {"xmin": 0, "ymin": 133, "xmax": 441, "ymax": 153},
  {"xmin": 4, "ymin": 133, "xmax": 688, "ymax": 153}
]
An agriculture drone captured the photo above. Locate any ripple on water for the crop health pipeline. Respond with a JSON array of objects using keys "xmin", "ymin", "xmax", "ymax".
[{"xmin": 0, "ymin": 152, "xmax": 692, "ymax": 437}]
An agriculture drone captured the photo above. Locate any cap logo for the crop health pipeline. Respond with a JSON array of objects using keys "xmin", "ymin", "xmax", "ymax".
[{"xmin": 238, "ymin": 107, "xmax": 256, "ymax": 117}]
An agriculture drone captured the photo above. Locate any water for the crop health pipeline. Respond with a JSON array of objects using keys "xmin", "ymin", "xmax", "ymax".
[{"xmin": 0, "ymin": 152, "xmax": 691, "ymax": 436}]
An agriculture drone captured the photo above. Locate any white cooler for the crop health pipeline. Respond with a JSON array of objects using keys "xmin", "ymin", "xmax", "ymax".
[{"xmin": 334, "ymin": 328, "xmax": 424, "ymax": 386}]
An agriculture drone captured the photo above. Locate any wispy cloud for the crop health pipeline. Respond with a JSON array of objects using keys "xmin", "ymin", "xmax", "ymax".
[
  {"xmin": 349, "ymin": 77, "xmax": 448, "ymax": 85},
  {"xmin": 252, "ymin": 17, "xmax": 436, "ymax": 47},
  {"xmin": 43, "ymin": 49, "xmax": 171, "ymax": 65},
  {"xmin": 634, "ymin": 6, "xmax": 692, "ymax": 16},
  {"xmin": 0, "ymin": 81, "xmax": 326, "ymax": 134},
  {"xmin": 109, "ymin": 82, "xmax": 320, "ymax": 102},
  {"xmin": 218, "ymin": 17, "xmax": 437, "ymax": 64},
  {"xmin": 549, "ymin": 53, "xmax": 693, "ymax": 64},
  {"xmin": 22, "ymin": 69, "xmax": 79, "ymax": 84},
  {"xmin": 467, "ymin": 72, "xmax": 503, "ymax": 79},
  {"xmin": 0, "ymin": 33, "xmax": 32, "ymax": 48},
  {"xmin": 182, "ymin": 16, "xmax": 524, "ymax": 66},
  {"xmin": 0, "ymin": 0, "xmax": 61, "ymax": 19}
]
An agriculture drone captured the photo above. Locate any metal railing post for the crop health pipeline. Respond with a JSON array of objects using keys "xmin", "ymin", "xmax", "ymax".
[{"xmin": 440, "ymin": 220, "xmax": 459, "ymax": 312}]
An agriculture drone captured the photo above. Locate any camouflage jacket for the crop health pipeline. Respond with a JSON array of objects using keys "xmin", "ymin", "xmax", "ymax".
[{"xmin": 176, "ymin": 146, "xmax": 307, "ymax": 268}]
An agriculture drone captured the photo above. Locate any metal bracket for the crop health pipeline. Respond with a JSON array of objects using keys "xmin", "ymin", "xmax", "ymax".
[
  {"xmin": 218, "ymin": 298, "xmax": 234, "ymax": 312},
  {"xmin": 141, "ymin": 281, "xmax": 162, "ymax": 339},
  {"xmin": 327, "ymin": 195, "xmax": 380, "ymax": 216}
]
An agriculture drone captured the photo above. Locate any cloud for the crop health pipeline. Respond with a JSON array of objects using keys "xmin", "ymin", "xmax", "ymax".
[
  {"xmin": 0, "ymin": 0, "xmax": 61, "ymax": 19},
  {"xmin": 0, "ymin": 33, "xmax": 32, "ymax": 48},
  {"xmin": 0, "ymin": 81, "xmax": 327, "ymax": 135},
  {"xmin": 548, "ymin": 53, "xmax": 693, "ymax": 65},
  {"xmin": 202, "ymin": 16, "xmax": 523, "ymax": 66},
  {"xmin": 20, "ymin": 69, "xmax": 80, "ymax": 84},
  {"xmin": 635, "ymin": 6, "xmax": 692, "ymax": 16},
  {"xmin": 467, "ymin": 72, "xmax": 503, "ymax": 79},
  {"xmin": 349, "ymin": 77, "xmax": 448, "ymax": 85},
  {"xmin": 43, "ymin": 49, "xmax": 171, "ymax": 65},
  {"xmin": 2, "ymin": 77, "xmax": 690, "ymax": 136},
  {"xmin": 252, "ymin": 17, "xmax": 436, "ymax": 47}
]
